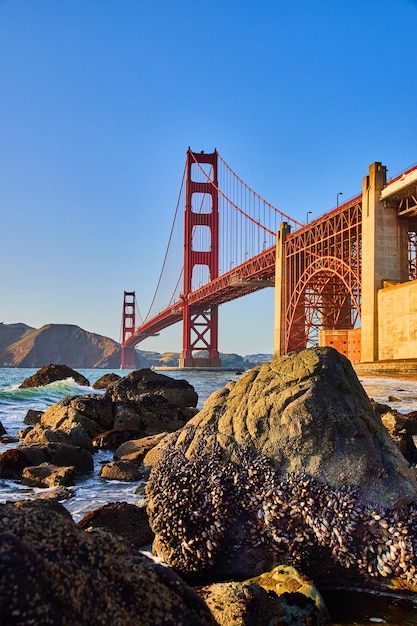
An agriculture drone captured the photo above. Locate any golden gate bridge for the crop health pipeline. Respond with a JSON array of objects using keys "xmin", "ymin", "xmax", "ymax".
[{"xmin": 121, "ymin": 149, "xmax": 417, "ymax": 369}]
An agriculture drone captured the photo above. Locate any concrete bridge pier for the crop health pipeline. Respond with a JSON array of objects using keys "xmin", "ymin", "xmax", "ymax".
[
  {"xmin": 360, "ymin": 162, "xmax": 409, "ymax": 363},
  {"xmin": 274, "ymin": 222, "xmax": 292, "ymax": 357}
]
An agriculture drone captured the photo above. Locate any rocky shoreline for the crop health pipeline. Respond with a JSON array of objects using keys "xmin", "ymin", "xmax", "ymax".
[{"xmin": 2, "ymin": 349, "xmax": 417, "ymax": 624}]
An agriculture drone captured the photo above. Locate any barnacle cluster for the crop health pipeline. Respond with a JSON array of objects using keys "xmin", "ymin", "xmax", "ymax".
[{"xmin": 147, "ymin": 443, "xmax": 417, "ymax": 587}]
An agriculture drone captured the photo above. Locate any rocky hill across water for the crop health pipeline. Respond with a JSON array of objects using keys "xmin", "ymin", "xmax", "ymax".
[
  {"xmin": 0, "ymin": 323, "xmax": 122, "ymax": 369},
  {"xmin": 0, "ymin": 323, "xmax": 270, "ymax": 369}
]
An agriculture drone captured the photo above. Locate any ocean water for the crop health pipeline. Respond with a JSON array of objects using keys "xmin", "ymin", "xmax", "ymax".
[
  {"xmin": 0, "ymin": 367, "xmax": 241, "ymax": 520},
  {"xmin": 1, "ymin": 366, "xmax": 417, "ymax": 624}
]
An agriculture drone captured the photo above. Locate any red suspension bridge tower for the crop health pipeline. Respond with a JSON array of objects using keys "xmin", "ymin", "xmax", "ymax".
[
  {"xmin": 121, "ymin": 290, "xmax": 137, "ymax": 368},
  {"xmin": 179, "ymin": 149, "xmax": 221, "ymax": 367},
  {"xmin": 120, "ymin": 150, "xmax": 417, "ymax": 373}
]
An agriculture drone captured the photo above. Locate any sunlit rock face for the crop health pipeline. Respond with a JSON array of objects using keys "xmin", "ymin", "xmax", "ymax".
[{"xmin": 147, "ymin": 347, "xmax": 417, "ymax": 585}]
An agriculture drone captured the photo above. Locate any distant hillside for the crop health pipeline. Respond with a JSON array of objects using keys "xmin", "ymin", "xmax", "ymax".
[
  {"xmin": 0, "ymin": 323, "xmax": 122, "ymax": 368},
  {"xmin": 0, "ymin": 322, "xmax": 34, "ymax": 352},
  {"xmin": 244, "ymin": 353, "xmax": 274, "ymax": 363},
  {"xmin": 0, "ymin": 323, "xmax": 273, "ymax": 369},
  {"xmin": 136, "ymin": 350, "xmax": 259, "ymax": 370}
]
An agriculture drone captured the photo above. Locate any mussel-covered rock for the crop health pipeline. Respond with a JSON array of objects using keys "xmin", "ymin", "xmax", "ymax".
[
  {"xmin": 146, "ymin": 347, "xmax": 417, "ymax": 588},
  {"xmin": 0, "ymin": 501, "xmax": 216, "ymax": 625}
]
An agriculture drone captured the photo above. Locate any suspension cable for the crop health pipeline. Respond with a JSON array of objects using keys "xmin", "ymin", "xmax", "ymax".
[
  {"xmin": 188, "ymin": 151, "xmax": 277, "ymax": 236},
  {"xmin": 216, "ymin": 151, "xmax": 303, "ymax": 228},
  {"xmin": 144, "ymin": 164, "xmax": 186, "ymax": 321}
]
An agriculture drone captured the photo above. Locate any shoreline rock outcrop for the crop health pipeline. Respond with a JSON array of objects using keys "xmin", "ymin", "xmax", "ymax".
[
  {"xmin": 21, "ymin": 368, "xmax": 197, "ymax": 452},
  {"xmin": 3, "ymin": 350, "xmax": 417, "ymax": 623},
  {"xmin": 146, "ymin": 347, "xmax": 417, "ymax": 588},
  {"xmin": 19, "ymin": 364, "xmax": 90, "ymax": 388},
  {"xmin": 0, "ymin": 501, "xmax": 216, "ymax": 625}
]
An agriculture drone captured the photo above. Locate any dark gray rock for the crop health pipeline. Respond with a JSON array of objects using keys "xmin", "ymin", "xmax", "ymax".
[
  {"xmin": 92, "ymin": 428, "xmax": 143, "ymax": 451},
  {"xmin": 0, "ymin": 501, "xmax": 216, "ymax": 625},
  {"xmin": 23, "ymin": 409, "xmax": 44, "ymax": 425},
  {"xmin": 0, "ymin": 443, "xmax": 93, "ymax": 479},
  {"xmin": 106, "ymin": 368, "xmax": 198, "ymax": 407},
  {"xmin": 19, "ymin": 364, "xmax": 90, "ymax": 388},
  {"xmin": 78, "ymin": 501, "xmax": 153, "ymax": 549},
  {"xmin": 92, "ymin": 372, "xmax": 121, "ymax": 389}
]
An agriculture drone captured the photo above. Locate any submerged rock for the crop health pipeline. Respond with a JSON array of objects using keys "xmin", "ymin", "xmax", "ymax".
[{"xmin": 19, "ymin": 364, "xmax": 90, "ymax": 388}]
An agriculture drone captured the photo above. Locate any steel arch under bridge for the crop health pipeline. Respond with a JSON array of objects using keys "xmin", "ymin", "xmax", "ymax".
[{"xmin": 275, "ymin": 195, "xmax": 362, "ymax": 355}]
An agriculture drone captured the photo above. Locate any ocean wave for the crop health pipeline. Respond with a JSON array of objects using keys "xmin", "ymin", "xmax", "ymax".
[{"xmin": 0, "ymin": 377, "xmax": 99, "ymax": 406}]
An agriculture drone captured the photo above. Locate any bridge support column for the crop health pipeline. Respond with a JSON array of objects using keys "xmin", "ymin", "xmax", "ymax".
[
  {"xmin": 121, "ymin": 291, "xmax": 137, "ymax": 369},
  {"xmin": 179, "ymin": 149, "xmax": 221, "ymax": 368},
  {"xmin": 274, "ymin": 222, "xmax": 291, "ymax": 356},
  {"xmin": 361, "ymin": 162, "xmax": 409, "ymax": 362}
]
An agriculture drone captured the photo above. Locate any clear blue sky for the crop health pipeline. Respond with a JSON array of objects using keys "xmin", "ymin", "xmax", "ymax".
[{"xmin": 1, "ymin": 0, "xmax": 417, "ymax": 355}]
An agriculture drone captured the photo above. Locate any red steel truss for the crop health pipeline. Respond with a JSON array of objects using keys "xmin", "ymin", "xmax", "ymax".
[
  {"xmin": 282, "ymin": 196, "xmax": 362, "ymax": 353},
  {"xmin": 121, "ymin": 199, "xmax": 363, "ymax": 360}
]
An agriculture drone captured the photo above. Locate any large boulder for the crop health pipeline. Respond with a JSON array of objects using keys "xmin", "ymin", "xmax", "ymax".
[
  {"xmin": 106, "ymin": 368, "xmax": 198, "ymax": 408},
  {"xmin": 19, "ymin": 364, "xmax": 90, "ymax": 388},
  {"xmin": 22, "ymin": 463, "xmax": 76, "ymax": 488},
  {"xmin": 92, "ymin": 372, "xmax": 121, "ymax": 389},
  {"xmin": 0, "ymin": 443, "xmax": 93, "ymax": 479},
  {"xmin": 0, "ymin": 501, "xmax": 216, "ymax": 625},
  {"xmin": 23, "ymin": 394, "xmax": 114, "ymax": 452},
  {"xmin": 114, "ymin": 432, "xmax": 169, "ymax": 463},
  {"xmin": 112, "ymin": 393, "xmax": 198, "ymax": 434},
  {"xmin": 146, "ymin": 347, "xmax": 417, "ymax": 587},
  {"xmin": 78, "ymin": 501, "xmax": 154, "ymax": 549}
]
